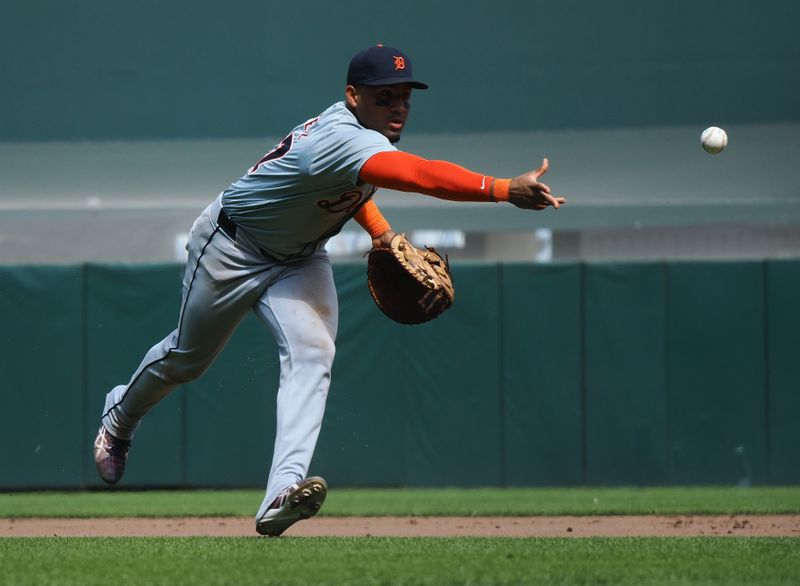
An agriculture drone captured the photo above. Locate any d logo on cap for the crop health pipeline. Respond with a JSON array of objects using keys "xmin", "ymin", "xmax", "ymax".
[{"xmin": 346, "ymin": 45, "xmax": 429, "ymax": 89}]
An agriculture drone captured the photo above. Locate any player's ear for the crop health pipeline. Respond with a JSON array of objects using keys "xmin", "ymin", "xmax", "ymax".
[{"xmin": 345, "ymin": 85, "xmax": 359, "ymax": 108}]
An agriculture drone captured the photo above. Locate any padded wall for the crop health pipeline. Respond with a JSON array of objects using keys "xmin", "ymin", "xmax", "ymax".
[
  {"xmin": 584, "ymin": 263, "xmax": 669, "ymax": 485},
  {"xmin": 765, "ymin": 260, "xmax": 800, "ymax": 484},
  {"xmin": 0, "ymin": 266, "xmax": 84, "ymax": 487},
  {"xmin": 666, "ymin": 262, "xmax": 768, "ymax": 485},
  {"xmin": 501, "ymin": 264, "xmax": 583, "ymax": 486},
  {"xmin": 1, "ymin": 260, "xmax": 798, "ymax": 488}
]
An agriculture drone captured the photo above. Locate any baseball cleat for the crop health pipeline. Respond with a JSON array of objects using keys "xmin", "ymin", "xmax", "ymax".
[
  {"xmin": 255, "ymin": 476, "xmax": 328, "ymax": 537},
  {"xmin": 93, "ymin": 426, "xmax": 131, "ymax": 484}
]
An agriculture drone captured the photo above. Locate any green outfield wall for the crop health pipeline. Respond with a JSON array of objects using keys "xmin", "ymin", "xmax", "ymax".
[
  {"xmin": 2, "ymin": 0, "xmax": 798, "ymax": 141},
  {"xmin": 1, "ymin": 260, "xmax": 798, "ymax": 489}
]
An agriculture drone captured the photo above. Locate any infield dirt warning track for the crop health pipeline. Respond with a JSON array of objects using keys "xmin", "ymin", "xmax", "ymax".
[{"xmin": 2, "ymin": 515, "xmax": 799, "ymax": 537}]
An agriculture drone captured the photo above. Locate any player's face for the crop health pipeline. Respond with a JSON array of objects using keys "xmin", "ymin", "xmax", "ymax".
[{"xmin": 346, "ymin": 84, "xmax": 413, "ymax": 143}]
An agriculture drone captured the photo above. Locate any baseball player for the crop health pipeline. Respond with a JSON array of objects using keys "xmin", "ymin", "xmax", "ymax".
[{"xmin": 93, "ymin": 44, "xmax": 565, "ymax": 536}]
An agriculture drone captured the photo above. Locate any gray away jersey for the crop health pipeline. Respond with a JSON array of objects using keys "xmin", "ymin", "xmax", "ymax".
[{"xmin": 221, "ymin": 101, "xmax": 397, "ymax": 260}]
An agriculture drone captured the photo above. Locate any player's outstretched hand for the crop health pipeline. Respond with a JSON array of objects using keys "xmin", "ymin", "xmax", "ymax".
[{"xmin": 507, "ymin": 158, "xmax": 566, "ymax": 210}]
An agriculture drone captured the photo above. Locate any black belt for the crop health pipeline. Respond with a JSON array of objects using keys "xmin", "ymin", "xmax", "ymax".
[
  {"xmin": 216, "ymin": 208, "xmax": 295, "ymax": 261},
  {"xmin": 217, "ymin": 208, "xmax": 238, "ymax": 240}
]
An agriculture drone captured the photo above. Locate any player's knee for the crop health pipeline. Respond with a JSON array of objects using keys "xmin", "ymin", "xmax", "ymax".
[
  {"xmin": 163, "ymin": 359, "xmax": 211, "ymax": 385},
  {"xmin": 295, "ymin": 332, "xmax": 336, "ymax": 367}
]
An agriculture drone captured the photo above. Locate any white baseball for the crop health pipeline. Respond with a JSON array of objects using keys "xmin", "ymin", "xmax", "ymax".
[{"xmin": 701, "ymin": 126, "xmax": 728, "ymax": 154}]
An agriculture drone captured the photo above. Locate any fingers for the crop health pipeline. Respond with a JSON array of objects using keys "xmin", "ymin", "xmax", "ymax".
[
  {"xmin": 533, "ymin": 157, "xmax": 549, "ymax": 178},
  {"xmin": 537, "ymin": 193, "xmax": 566, "ymax": 210},
  {"xmin": 543, "ymin": 192, "xmax": 560, "ymax": 209},
  {"xmin": 513, "ymin": 195, "xmax": 565, "ymax": 210}
]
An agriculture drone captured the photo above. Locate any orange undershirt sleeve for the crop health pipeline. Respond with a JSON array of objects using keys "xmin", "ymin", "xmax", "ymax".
[
  {"xmin": 359, "ymin": 151, "xmax": 510, "ymax": 202},
  {"xmin": 353, "ymin": 199, "xmax": 392, "ymax": 239}
]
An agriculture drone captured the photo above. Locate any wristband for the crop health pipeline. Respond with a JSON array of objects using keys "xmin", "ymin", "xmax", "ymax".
[{"xmin": 490, "ymin": 178, "xmax": 510, "ymax": 202}]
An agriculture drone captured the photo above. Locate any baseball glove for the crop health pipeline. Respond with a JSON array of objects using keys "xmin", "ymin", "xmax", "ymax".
[{"xmin": 366, "ymin": 233, "xmax": 455, "ymax": 324}]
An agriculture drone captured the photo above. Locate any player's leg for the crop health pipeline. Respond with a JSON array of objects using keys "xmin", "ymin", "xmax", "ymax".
[
  {"xmin": 252, "ymin": 252, "xmax": 338, "ymax": 521},
  {"xmin": 100, "ymin": 210, "xmax": 273, "ymax": 442}
]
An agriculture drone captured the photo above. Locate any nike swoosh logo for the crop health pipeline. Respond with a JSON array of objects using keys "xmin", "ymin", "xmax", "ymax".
[{"xmin": 480, "ymin": 176, "xmax": 487, "ymax": 190}]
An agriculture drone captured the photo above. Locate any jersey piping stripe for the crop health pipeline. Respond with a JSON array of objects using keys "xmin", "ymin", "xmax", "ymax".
[{"xmin": 101, "ymin": 226, "xmax": 221, "ymax": 421}]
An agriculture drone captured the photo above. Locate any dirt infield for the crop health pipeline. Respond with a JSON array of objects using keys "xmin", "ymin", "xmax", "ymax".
[{"xmin": 2, "ymin": 515, "xmax": 799, "ymax": 537}]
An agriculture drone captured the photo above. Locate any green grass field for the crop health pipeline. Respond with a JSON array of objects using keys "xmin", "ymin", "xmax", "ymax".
[
  {"xmin": 1, "ymin": 536, "xmax": 798, "ymax": 586},
  {"xmin": 2, "ymin": 487, "xmax": 799, "ymax": 585}
]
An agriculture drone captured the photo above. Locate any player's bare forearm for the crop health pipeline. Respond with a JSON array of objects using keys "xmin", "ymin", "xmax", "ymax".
[
  {"xmin": 507, "ymin": 158, "xmax": 567, "ymax": 210},
  {"xmin": 372, "ymin": 230, "xmax": 397, "ymax": 249}
]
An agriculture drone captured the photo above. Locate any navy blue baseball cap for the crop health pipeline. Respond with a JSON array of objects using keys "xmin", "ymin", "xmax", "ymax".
[{"xmin": 347, "ymin": 45, "xmax": 429, "ymax": 89}]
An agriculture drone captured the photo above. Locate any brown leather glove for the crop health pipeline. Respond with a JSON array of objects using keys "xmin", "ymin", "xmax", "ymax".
[{"xmin": 366, "ymin": 233, "xmax": 455, "ymax": 325}]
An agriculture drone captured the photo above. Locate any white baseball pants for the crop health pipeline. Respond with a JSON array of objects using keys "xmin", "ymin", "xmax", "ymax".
[{"xmin": 101, "ymin": 196, "xmax": 338, "ymax": 518}]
